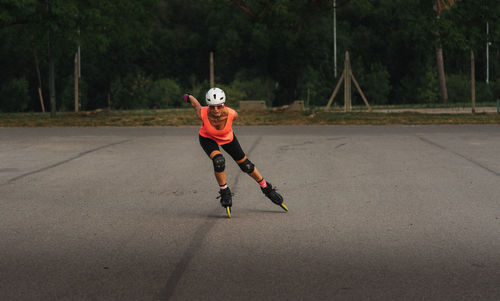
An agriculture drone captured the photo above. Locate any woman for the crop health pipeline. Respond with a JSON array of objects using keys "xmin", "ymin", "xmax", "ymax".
[{"xmin": 184, "ymin": 87, "xmax": 287, "ymax": 217}]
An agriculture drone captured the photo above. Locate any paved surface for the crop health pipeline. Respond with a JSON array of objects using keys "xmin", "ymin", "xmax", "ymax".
[{"xmin": 1, "ymin": 125, "xmax": 499, "ymax": 300}]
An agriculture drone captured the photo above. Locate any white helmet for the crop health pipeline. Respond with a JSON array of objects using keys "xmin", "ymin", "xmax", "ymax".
[{"xmin": 205, "ymin": 87, "xmax": 226, "ymax": 106}]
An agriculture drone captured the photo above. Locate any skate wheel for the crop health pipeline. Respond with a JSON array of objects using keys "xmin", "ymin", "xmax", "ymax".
[
  {"xmin": 280, "ymin": 203, "xmax": 289, "ymax": 212},
  {"xmin": 226, "ymin": 207, "xmax": 231, "ymax": 218}
]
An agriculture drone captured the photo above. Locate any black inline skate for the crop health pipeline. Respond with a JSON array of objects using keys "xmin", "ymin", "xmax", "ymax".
[
  {"xmin": 261, "ymin": 182, "xmax": 288, "ymax": 212},
  {"xmin": 218, "ymin": 187, "xmax": 232, "ymax": 218}
]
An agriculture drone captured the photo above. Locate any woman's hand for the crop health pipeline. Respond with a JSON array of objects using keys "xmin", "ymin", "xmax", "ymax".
[{"xmin": 184, "ymin": 94, "xmax": 202, "ymax": 120}]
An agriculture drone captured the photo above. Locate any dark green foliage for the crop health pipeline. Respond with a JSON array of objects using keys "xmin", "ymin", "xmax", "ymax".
[
  {"xmin": 0, "ymin": 77, "xmax": 30, "ymax": 112},
  {"xmin": 215, "ymin": 84, "xmax": 246, "ymax": 108},
  {"xmin": 447, "ymin": 73, "xmax": 495, "ymax": 102},
  {"xmin": 147, "ymin": 78, "xmax": 183, "ymax": 108},
  {"xmin": 0, "ymin": 0, "xmax": 499, "ymax": 112},
  {"xmin": 356, "ymin": 63, "xmax": 392, "ymax": 105},
  {"xmin": 230, "ymin": 71, "xmax": 276, "ymax": 106},
  {"xmin": 60, "ymin": 76, "xmax": 88, "ymax": 112},
  {"xmin": 110, "ymin": 74, "xmax": 149, "ymax": 110},
  {"xmin": 446, "ymin": 74, "xmax": 472, "ymax": 102},
  {"xmin": 492, "ymin": 81, "xmax": 500, "ymax": 100}
]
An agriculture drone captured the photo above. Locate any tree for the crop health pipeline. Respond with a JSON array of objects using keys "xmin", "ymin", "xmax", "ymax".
[
  {"xmin": 228, "ymin": 0, "xmax": 332, "ymax": 105},
  {"xmin": 2, "ymin": 0, "xmax": 498, "ymax": 111},
  {"xmin": 0, "ymin": 0, "xmax": 159, "ymax": 112},
  {"xmin": 433, "ymin": 0, "xmax": 457, "ymax": 104}
]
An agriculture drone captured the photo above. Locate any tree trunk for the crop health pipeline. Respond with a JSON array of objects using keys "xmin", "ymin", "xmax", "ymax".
[
  {"xmin": 49, "ymin": 47, "xmax": 56, "ymax": 117},
  {"xmin": 435, "ymin": 47, "xmax": 448, "ymax": 104},
  {"xmin": 434, "ymin": 1, "xmax": 448, "ymax": 104},
  {"xmin": 33, "ymin": 47, "xmax": 45, "ymax": 112},
  {"xmin": 48, "ymin": 0, "xmax": 56, "ymax": 117}
]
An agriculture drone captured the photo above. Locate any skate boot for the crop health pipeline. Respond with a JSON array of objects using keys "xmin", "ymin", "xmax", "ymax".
[
  {"xmin": 218, "ymin": 187, "xmax": 232, "ymax": 218},
  {"xmin": 261, "ymin": 182, "xmax": 288, "ymax": 212}
]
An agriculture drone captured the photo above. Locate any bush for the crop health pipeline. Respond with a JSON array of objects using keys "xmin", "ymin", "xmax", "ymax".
[
  {"xmin": 60, "ymin": 76, "xmax": 88, "ymax": 111},
  {"xmin": 415, "ymin": 65, "xmax": 439, "ymax": 104},
  {"xmin": 186, "ymin": 76, "xmax": 209, "ymax": 104},
  {"xmin": 359, "ymin": 63, "xmax": 392, "ymax": 105},
  {"xmin": 476, "ymin": 81, "xmax": 495, "ymax": 103},
  {"xmin": 110, "ymin": 73, "xmax": 151, "ymax": 109},
  {"xmin": 230, "ymin": 71, "xmax": 275, "ymax": 106},
  {"xmin": 395, "ymin": 64, "xmax": 438, "ymax": 105},
  {"xmin": 297, "ymin": 66, "xmax": 332, "ymax": 107},
  {"xmin": 446, "ymin": 74, "xmax": 468, "ymax": 102},
  {"xmin": 147, "ymin": 78, "xmax": 182, "ymax": 108},
  {"xmin": 0, "ymin": 77, "xmax": 30, "ymax": 112},
  {"xmin": 490, "ymin": 80, "xmax": 500, "ymax": 101},
  {"xmin": 215, "ymin": 84, "xmax": 246, "ymax": 108},
  {"xmin": 110, "ymin": 76, "xmax": 128, "ymax": 109},
  {"xmin": 111, "ymin": 75, "xmax": 185, "ymax": 109},
  {"xmin": 447, "ymin": 73, "xmax": 494, "ymax": 103}
]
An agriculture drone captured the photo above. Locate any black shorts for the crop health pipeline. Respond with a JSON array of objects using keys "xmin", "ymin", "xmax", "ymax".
[{"xmin": 199, "ymin": 134, "xmax": 246, "ymax": 161}]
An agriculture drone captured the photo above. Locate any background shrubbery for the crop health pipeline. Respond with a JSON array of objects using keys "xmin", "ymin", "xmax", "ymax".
[
  {"xmin": 447, "ymin": 74, "xmax": 495, "ymax": 103},
  {"xmin": 0, "ymin": 78, "xmax": 30, "ymax": 112},
  {"xmin": 0, "ymin": 0, "xmax": 499, "ymax": 112}
]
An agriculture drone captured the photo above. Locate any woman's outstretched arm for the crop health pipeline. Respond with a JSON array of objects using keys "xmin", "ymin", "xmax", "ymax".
[{"xmin": 184, "ymin": 94, "xmax": 202, "ymax": 120}]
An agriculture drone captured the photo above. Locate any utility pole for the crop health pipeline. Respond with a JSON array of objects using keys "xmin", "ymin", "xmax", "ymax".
[
  {"xmin": 333, "ymin": 0, "xmax": 337, "ymax": 78},
  {"xmin": 486, "ymin": 22, "xmax": 490, "ymax": 84}
]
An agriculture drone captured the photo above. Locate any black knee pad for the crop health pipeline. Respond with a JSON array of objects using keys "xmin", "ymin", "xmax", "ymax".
[
  {"xmin": 238, "ymin": 159, "xmax": 255, "ymax": 173},
  {"xmin": 212, "ymin": 154, "xmax": 225, "ymax": 172}
]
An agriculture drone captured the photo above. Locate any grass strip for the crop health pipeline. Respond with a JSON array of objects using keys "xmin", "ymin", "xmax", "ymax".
[{"xmin": 0, "ymin": 110, "xmax": 499, "ymax": 127}]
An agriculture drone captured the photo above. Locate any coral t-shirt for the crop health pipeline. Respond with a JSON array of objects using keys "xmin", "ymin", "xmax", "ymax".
[{"xmin": 199, "ymin": 106, "xmax": 236, "ymax": 145}]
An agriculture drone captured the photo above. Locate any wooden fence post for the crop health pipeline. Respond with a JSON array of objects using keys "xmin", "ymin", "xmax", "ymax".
[
  {"xmin": 344, "ymin": 51, "xmax": 351, "ymax": 112},
  {"xmin": 325, "ymin": 71, "xmax": 344, "ymax": 111},
  {"xmin": 74, "ymin": 52, "xmax": 79, "ymax": 112},
  {"xmin": 210, "ymin": 52, "xmax": 215, "ymax": 88},
  {"xmin": 471, "ymin": 50, "xmax": 476, "ymax": 114},
  {"xmin": 351, "ymin": 71, "xmax": 371, "ymax": 111},
  {"xmin": 325, "ymin": 51, "xmax": 371, "ymax": 112}
]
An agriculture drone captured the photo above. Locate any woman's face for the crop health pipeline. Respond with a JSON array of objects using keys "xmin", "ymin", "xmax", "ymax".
[{"xmin": 209, "ymin": 104, "xmax": 224, "ymax": 117}]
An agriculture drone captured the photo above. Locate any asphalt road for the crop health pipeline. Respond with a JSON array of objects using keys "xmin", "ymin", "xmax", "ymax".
[{"xmin": 1, "ymin": 125, "xmax": 499, "ymax": 300}]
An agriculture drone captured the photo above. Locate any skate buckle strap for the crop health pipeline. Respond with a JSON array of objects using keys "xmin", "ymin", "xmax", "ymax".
[
  {"xmin": 264, "ymin": 185, "xmax": 278, "ymax": 196},
  {"xmin": 216, "ymin": 192, "xmax": 235, "ymax": 199}
]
